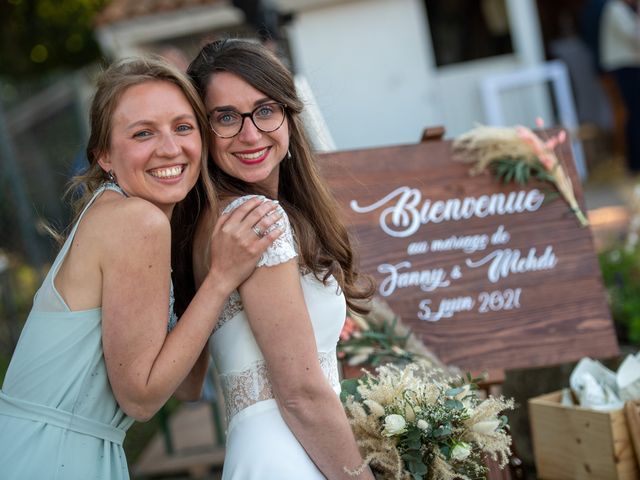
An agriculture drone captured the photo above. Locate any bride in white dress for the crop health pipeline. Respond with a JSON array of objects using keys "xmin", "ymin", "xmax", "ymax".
[{"xmin": 184, "ymin": 39, "xmax": 376, "ymax": 479}]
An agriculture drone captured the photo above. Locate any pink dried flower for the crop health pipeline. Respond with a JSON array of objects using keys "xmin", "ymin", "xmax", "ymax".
[
  {"xmin": 516, "ymin": 125, "xmax": 567, "ymax": 172},
  {"xmin": 340, "ymin": 316, "xmax": 358, "ymax": 341}
]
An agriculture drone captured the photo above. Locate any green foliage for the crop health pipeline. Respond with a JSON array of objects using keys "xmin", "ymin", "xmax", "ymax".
[
  {"xmin": 599, "ymin": 247, "xmax": 640, "ymax": 345},
  {"xmin": 339, "ymin": 377, "xmax": 361, "ymax": 404},
  {"xmin": 389, "ymin": 382, "xmax": 488, "ymax": 479},
  {"xmin": 0, "ymin": 254, "xmax": 43, "ymax": 362},
  {"xmin": 342, "ymin": 362, "xmax": 513, "ymax": 479},
  {"xmin": 338, "ymin": 315, "xmax": 415, "ymax": 367},
  {"xmin": 0, "ymin": 0, "xmax": 108, "ymax": 79},
  {"xmin": 492, "ymin": 156, "xmax": 554, "ymax": 185}
]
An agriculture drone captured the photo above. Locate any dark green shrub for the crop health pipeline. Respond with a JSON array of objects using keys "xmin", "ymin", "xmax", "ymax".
[{"xmin": 599, "ymin": 247, "xmax": 640, "ymax": 345}]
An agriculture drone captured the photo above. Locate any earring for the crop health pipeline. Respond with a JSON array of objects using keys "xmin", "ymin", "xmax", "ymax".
[
  {"xmin": 286, "ymin": 149, "xmax": 292, "ymax": 160},
  {"xmin": 107, "ymin": 170, "xmax": 117, "ymax": 184}
]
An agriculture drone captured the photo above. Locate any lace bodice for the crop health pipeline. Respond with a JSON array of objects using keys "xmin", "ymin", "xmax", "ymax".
[
  {"xmin": 220, "ymin": 352, "xmax": 339, "ymax": 423},
  {"xmin": 210, "ymin": 270, "xmax": 345, "ymax": 424}
]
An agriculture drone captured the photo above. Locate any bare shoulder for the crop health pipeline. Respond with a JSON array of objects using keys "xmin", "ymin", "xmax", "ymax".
[{"xmin": 82, "ymin": 192, "xmax": 171, "ymax": 252}]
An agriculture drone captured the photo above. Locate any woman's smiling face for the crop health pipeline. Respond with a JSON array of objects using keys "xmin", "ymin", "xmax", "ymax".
[
  {"xmin": 98, "ymin": 80, "xmax": 202, "ymax": 217},
  {"xmin": 205, "ymin": 72, "xmax": 289, "ymax": 196}
]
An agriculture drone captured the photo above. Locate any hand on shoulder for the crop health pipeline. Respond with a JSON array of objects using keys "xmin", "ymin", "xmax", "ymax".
[{"xmin": 199, "ymin": 195, "xmax": 284, "ymax": 294}]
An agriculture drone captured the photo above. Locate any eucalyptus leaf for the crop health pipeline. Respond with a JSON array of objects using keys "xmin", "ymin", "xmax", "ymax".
[
  {"xmin": 406, "ymin": 431, "xmax": 422, "ymax": 450},
  {"xmin": 339, "ymin": 378, "xmax": 361, "ymax": 404},
  {"xmin": 433, "ymin": 425, "xmax": 452, "ymax": 437},
  {"xmin": 408, "ymin": 460, "xmax": 428, "ymax": 476},
  {"xmin": 440, "ymin": 444, "xmax": 451, "ymax": 459},
  {"xmin": 446, "ymin": 387, "xmax": 464, "ymax": 397},
  {"xmin": 500, "ymin": 415, "xmax": 509, "ymax": 427}
]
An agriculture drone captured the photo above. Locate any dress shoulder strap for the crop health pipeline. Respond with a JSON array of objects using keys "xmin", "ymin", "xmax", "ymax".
[
  {"xmin": 50, "ymin": 182, "xmax": 127, "ymax": 276},
  {"xmin": 35, "ymin": 182, "xmax": 127, "ymax": 312}
]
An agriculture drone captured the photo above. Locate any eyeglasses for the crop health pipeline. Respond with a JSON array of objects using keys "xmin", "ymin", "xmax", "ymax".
[{"xmin": 208, "ymin": 102, "xmax": 286, "ymax": 138}]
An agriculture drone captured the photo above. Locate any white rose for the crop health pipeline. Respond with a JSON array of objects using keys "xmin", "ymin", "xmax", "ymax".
[
  {"xmin": 472, "ymin": 419, "xmax": 501, "ymax": 435},
  {"xmin": 451, "ymin": 442, "xmax": 471, "ymax": 461},
  {"xmin": 417, "ymin": 419, "xmax": 430, "ymax": 432},
  {"xmin": 382, "ymin": 414, "xmax": 407, "ymax": 436},
  {"xmin": 363, "ymin": 399, "xmax": 385, "ymax": 418}
]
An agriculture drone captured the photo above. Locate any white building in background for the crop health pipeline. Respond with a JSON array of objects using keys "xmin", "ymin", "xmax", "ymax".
[{"xmin": 96, "ymin": 0, "xmax": 554, "ymax": 151}]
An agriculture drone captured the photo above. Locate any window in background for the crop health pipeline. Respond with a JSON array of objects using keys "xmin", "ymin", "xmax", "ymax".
[{"xmin": 425, "ymin": 0, "xmax": 514, "ymax": 67}]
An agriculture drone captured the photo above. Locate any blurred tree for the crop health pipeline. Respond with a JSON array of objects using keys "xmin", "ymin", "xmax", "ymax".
[{"xmin": 0, "ymin": 0, "xmax": 107, "ymax": 80}]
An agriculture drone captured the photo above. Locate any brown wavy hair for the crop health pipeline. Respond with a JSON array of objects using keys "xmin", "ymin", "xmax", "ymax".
[
  {"xmin": 183, "ymin": 39, "xmax": 374, "ymax": 315},
  {"xmin": 70, "ymin": 56, "xmax": 216, "ymax": 304}
]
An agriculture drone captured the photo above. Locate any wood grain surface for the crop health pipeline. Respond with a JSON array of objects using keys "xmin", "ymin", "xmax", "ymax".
[{"xmin": 317, "ymin": 134, "xmax": 618, "ymax": 371}]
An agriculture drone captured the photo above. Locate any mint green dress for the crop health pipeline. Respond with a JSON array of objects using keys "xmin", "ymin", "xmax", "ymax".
[{"xmin": 0, "ymin": 183, "xmax": 178, "ymax": 480}]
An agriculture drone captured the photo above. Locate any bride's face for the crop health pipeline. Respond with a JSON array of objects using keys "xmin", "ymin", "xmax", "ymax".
[{"xmin": 205, "ymin": 72, "xmax": 290, "ymax": 196}]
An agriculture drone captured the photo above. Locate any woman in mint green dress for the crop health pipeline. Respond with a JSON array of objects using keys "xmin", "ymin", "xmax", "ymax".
[{"xmin": 0, "ymin": 57, "xmax": 282, "ymax": 480}]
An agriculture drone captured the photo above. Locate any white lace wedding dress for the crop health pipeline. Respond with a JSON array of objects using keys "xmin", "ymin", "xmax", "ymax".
[{"xmin": 209, "ymin": 196, "xmax": 345, "ymax": 479}]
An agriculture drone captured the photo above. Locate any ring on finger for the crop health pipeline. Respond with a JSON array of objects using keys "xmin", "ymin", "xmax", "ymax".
[{"xmin": 252, "ymin": 225, "xmax": 264, "ymax": 238}]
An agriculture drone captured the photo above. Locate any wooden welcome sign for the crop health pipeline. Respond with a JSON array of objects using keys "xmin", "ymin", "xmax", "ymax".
[{"xmin": 317, "ymin": 131, "xmax": 619, "ymax": 371}]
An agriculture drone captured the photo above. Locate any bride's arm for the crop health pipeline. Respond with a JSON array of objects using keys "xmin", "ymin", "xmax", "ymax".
[
  {"xmin": 240, "ymin": 261, "xmax": 373, "ymax": 479},
  {"xmin": 101, "ymin": 197, "xmax": 280, "ymax": 420},
  {"xmin": 175, "ymin": 198, "xmax": 289, "ymax": 401}
]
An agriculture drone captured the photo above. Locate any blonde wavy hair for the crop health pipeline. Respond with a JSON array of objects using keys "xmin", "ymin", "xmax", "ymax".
[
  {"xmin": 66, "ymin": 56, "xmax": 216, "ymax": 289},
  {"xmin": 71, "ymin": 55, "xmax": 214, "ymax": 216}
]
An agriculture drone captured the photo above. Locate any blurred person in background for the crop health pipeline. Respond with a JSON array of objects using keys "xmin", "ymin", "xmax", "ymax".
[{"xmin": 600, "ymin": 0, "xmax": 640, "ymax": 172}]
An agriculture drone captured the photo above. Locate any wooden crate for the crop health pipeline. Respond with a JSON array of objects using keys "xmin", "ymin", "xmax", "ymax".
[{"xmin": 529, "ymin": 390, "xmax": 639, "ymax": 479}]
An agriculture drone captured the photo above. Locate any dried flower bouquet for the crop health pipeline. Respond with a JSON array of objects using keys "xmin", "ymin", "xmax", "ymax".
[
  {"xmin": 341, "ymin": 362, "xmax": 514, "ymax": 480},
  {"xmin": 453, "ymin": 120, "xmax": 589, "ymax": 227}
]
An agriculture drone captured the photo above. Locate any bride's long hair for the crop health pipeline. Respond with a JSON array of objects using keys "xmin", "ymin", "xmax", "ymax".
[{"xmin": 177, "ymin": 39, "xmax": 374, "ymax": 315}]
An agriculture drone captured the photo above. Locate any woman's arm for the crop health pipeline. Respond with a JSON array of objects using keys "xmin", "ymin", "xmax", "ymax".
[
  {"xmin": 101, "ymin": 197, "xmax": 281, "ymax": 420},
  {"xmin": 240, "ymin": 261, "xmax": 373, "ymax": 479}
]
